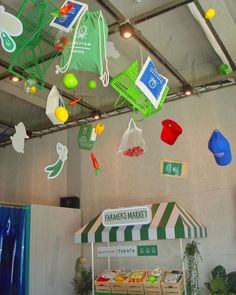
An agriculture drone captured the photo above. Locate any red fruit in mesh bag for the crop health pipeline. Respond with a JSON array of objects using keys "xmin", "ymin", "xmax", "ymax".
[{"xmin": 123, "ymin": 146, "xmax": 144, "ymax": 157}]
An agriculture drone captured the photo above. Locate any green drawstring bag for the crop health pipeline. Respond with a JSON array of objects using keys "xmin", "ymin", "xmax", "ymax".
[{"xmin": 56, "ymin": 10, "xmax": 109, "ymax": 87}]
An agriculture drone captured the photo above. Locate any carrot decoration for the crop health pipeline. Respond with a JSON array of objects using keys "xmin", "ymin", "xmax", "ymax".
[
  {"xmin": 60, "ymin": 3, "xmax": 75, "ymax": 16},
  {"xmin": 69, "ymin": 98, "xmax": 81, "ymax": 106},
  {"xmin": 91, "ymin": 152, "xmax": 100, "ymax": 176}
]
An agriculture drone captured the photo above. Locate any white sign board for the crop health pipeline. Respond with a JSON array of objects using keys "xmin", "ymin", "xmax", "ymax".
[
  {"xmin": 116, "ymin": 246, "xmax": 137, "ymax": 257},
  {"xmin": 102, "ymin": 206, "xmax": 151, "ymax": 227},
  {"xmin": 97, "ymin": 246, "xmax": 117, "ymax": 257}
]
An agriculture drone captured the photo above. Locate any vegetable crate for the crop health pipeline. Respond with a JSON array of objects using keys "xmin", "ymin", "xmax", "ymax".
[
  {"xmin": 126, "ymin": 270, "xmax": 149, "ymax": 295},
  {"xmin": 126, "ymin": 283, "xmax": 144, "ymax": 295},
  {"xmin": 161, "ymin": 276, "xmax": 184, "ymax": 295},
  {"xmin": 95, "ymin": 281, "xmax": 111, "ymax": 293},
  {"xmin": 110, "ymin": 60, "xmax": 169, "ymax": 118},
  {"xmin": 8, "ymin": 0, "xmax": 60, "ymax": 89},
  {"xmin": 95, "ymin": 270, "xmax": 119, "ymax": 293},
  {"xmin": 110, "ymin": 282, "xmax": 127, "ymax": 294},
  {"xmin": 143, "ymin": 281, "xmax": 162, "ymax": 295}
]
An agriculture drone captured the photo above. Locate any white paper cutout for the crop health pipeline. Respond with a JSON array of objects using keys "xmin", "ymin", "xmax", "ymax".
[
  {"xmin": 10, "ymin": 122, "xmax": 29, "ymax": 153},
  {"xmin": 46, "ymin": 85, "xmax": 65, "ymax": 125},
  {"xmin": 0, "ymin": 6, "xmax": 23, "ymax": 53},
  {"xmin": 44, "ymin": 143, "xmax": 68, "ymax": 179}
]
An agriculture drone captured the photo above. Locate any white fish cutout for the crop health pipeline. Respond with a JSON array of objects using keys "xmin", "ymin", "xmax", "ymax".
[
  {"xmin": 10, "ymin": 122, "xmax": 29, "ymax": 153},
  {"xmin": 0, "ymin": 6, "xmax": 23, "ymax": 53}
]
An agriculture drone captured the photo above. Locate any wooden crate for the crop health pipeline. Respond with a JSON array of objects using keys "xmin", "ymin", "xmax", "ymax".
[
  {"xmin": 161, "ymin": 275, "xmax": 184, "ymax": 295},
  {"xmin": 127, "ymin": 283, "xmax": 144, "ymax": 295},
  {"xmin": 110, "ymin": 272, "xmax": 130, "ymax": 294},
  {"xmin": 126, "ymin": 270, "xmax": 149, "ymax": 295},
  {"xmin": 144, "ymin": 281, "xmax": 162, "ymax": 295},
  {"xmin": 95, "ymin": 270, "xmax": 119, "ymax": 293},
  {"xmin": 110, "ymin": 282, "xmax": 127, "ymax": 294},
  {"xmin": 95, "ymin": 281, "xmax": 111, "ymax": 293}
]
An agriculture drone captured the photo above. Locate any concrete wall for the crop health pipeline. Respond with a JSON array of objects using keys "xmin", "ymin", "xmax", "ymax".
[
  {"xmin": 0, "ymin": 85, "xmax": 236, "ymax": 293},
  {"xmin": 0, "ymin": 129, "xmax": 68, "ymax": 205}
]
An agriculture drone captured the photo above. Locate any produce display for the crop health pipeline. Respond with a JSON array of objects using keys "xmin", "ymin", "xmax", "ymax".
[
  {"xmin": 127, "ymin": 271, "xmax": 148, "ymax": 283},
  {"xmin": 146, "ymin": 267, "xmax": 165, "ymax": 284},
  {"xmin": 164, "ymin": 271, "xmax": 182, "ymax": 283},
  {"xmin": 114, "ymin": 271, "xmax": 131, "ymax": 283},
  {"xmin": 95, "ymin": 267, "xmax": 183, "ymax": 294},
  {"xmin": 96, "ymin": 269, "xmax": 118, "ymax": 283}
]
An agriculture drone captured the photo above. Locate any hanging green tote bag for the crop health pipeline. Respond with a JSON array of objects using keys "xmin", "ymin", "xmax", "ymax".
[{"xmin": 56, "ymin": 10, "xmax": 109, "ymax": 87}]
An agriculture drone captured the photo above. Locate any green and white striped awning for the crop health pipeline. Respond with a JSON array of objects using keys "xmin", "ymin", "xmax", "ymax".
[{"xmin": 74, "ymin": 202, "xmax": 207, "ymax": 243}]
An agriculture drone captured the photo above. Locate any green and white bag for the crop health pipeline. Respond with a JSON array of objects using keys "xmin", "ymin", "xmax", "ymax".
[{"xmin": 56, "ymin": 10, "xmax": 109, "ymax": 87}]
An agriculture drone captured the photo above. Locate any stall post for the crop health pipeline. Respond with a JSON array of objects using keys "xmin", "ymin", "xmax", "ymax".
[
  {"xmin": 91, "ymin": 242, "xmax": 95, "ymax": 295},
  {"xmin": 108, "ymin": 241, "xmax": 111, "ymax": 269},
  {"xmin": 180, "ymin": 239, "xmax": 187, "ymax": 295}
]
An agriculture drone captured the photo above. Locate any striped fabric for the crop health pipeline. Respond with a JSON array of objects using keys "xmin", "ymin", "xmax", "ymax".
[{"xmin": 74, "ymin": 202, "xmax": 207, "ymax": 243}]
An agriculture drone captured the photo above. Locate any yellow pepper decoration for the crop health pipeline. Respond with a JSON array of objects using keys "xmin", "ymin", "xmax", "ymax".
[{"xmin": 95, "ymin": 123, "xmax": 105, "ymax": 135}]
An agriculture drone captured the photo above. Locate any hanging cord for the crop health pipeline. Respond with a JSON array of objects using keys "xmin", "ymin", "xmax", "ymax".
[
  {"xmin": 98, "ymin": 11, "xmax": 109, "ymax": 87},
  {"xmin": 55, "ymin": 8, "xmax": 88, "ymax": 74}
]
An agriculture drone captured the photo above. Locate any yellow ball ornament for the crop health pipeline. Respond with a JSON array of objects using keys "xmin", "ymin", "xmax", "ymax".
[
  {"xmin": 55, "ymin": 106, "xmax": 69, "ymax": 123},
  {"xmin": 29, "ymin": 86, "xmax": 37, "ymax": 94},
  {"xmin": 205, "ymin": 8, "xmax": 216, "ymax": 19}
]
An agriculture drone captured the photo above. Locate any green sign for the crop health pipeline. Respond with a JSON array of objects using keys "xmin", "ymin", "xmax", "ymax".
[
  {"xmin": 137, "ymin": 245, "xmax": 158, "ymax": 256},
  {"xmin": 160, "ymin": 159, "xmax": 188, "ymax": 178},
  {"xmin": 163, "ymin": 161, "xmax": 182, "ymax": 176},
  {"xmin": 78, "ymin": 124, "xmax": 96, "ymax": 151}
]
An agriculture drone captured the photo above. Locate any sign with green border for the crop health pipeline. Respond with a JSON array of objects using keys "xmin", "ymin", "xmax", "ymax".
[
  {"xmin": 137, "ymin": 245, "xmax": 158, "ymax": 256},
  {"xmin": 160, "ymin": 159, "xmax": 188, "ymax": 178}
]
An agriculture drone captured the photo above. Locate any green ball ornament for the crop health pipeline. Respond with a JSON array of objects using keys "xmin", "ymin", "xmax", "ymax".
[
  {"xmin": 218, "ymin": 64, "xmax": 232, "ymax": 75},
  {"xmin": 88, "ymin": 80, "xmax": 97, "ymax": 89},
  {"xmin": 63, "ymin": 73, "xmax": 78, "ymax": 89}
]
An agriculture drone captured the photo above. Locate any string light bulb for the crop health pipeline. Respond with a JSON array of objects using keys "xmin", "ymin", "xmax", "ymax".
[
  {"xmin": 9, "ymin": 75, "xmax": 21, "ymax": 82},
  {"xmin": 183, "ymin": 85, "xmax": 193, "ymax": 96},
  {"xmin": 92, "ymin": 110, "xmax": 102, "ymax": 120},
  {"xmin": 119, "ymin": 22, "xmax": 134, "ymax": 40}
]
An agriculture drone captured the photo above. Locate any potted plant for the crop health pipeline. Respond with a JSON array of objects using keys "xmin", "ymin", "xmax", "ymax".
[
  {"xmin": 205, "ymin": 265, "xmax": 236, "ymax": 295},
  {"xmin": 184, "ymin": 240, "xmax": 202, "ymax": 295},
  {"xmin": 71, "ymin": 256, "xmax": 92, "ymax": 295}
]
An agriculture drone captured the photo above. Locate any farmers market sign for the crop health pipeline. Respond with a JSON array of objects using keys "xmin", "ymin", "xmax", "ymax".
[{"xmin": 102, "ymin": 206, "xmax": 151, "ymax": 227}]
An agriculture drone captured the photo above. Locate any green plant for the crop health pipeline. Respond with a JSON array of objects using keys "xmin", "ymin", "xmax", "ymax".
[
  {"xmin": 71, "ymin": 257, "xmax": 92, "ymax": 295},
  {"xmin": 184, "ymin": 240, "xmax": 202, "ymax": 295},
  {"xmin": 205, "ymin": 265, "xmax": 236, "ymax": 295}
]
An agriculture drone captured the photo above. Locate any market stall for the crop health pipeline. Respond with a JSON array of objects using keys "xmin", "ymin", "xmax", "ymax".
[{"xmin": 74, "ymin": 202, "xmax": 207, "ymax": 295}]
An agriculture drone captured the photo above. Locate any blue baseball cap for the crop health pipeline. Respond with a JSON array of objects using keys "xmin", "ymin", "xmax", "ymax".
[{"xmin": 208, "ymin": 130, "xmax": 232, "ymax": 166}]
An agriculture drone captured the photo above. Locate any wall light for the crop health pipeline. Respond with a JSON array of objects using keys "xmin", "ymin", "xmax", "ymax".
[
  {"xmin": 183, "ymin": 85, "xmax": 193, "ymax": 96},
  {"xmin": 92, "ymin": 110, "xmax": 102, "ymax": 120},
  {"xmin": 119, "ymin": 22, "xmax": 134, "ymax": 40},
  {"xmin": 9, "ymin": 75, "xmax": 21, "ymax": 82}
]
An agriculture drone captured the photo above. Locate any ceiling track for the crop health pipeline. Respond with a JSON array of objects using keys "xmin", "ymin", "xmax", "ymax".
[
  {"xmin": 194, "ymin": 0, "xmax": 236, "ymax": 71},
  {"xmin": 1, "ymin": 74, "xmax": 236, "ymax": 148},
  {"xmin": 0, "ymin": 58, "xmax": 97, "ymax": 111}
]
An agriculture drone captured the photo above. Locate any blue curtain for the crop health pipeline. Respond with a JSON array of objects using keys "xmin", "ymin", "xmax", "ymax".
[{"xmin": 0, "ymin": 206, "xmax": 30, "ymax": 295}]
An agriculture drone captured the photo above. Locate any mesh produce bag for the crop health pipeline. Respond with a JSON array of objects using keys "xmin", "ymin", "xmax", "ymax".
[{"xmin": 118, "ymin": 119, "xmax": 146, "ymax": 157}]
